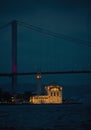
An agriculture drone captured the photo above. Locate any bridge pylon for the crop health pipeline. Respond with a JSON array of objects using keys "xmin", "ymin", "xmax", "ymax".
[{"xmin": 11, "ymin": 20, "xmax": 17, "ymax": 95}]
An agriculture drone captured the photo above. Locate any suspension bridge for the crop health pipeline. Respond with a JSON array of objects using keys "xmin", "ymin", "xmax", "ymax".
[{"xmin": 0, "ymin": 20, "xmax": 91, "ymax": 94}]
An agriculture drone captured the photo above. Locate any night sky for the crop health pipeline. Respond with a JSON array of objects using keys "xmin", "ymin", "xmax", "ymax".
[{"xmin": 0, "ymin": 0, "xmax": 91, "ymax": 90}]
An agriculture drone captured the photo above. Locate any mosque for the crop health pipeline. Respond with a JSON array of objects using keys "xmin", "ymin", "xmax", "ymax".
[{"xmin": 29, "ymin": 73, "xmax": 62, "ymax": 104}]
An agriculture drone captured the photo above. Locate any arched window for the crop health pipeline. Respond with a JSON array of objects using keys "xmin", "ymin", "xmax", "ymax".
[
  {"xmin": 57, "ymin": 92, "xmax": 59, "ymax": 96},
  {"xmin": 54, "ymin": 92, "xmax": 55, "ymax": 96},
  {"xmin": 51, "ymin": 92, "xmax": 53, "ymax": 96}
]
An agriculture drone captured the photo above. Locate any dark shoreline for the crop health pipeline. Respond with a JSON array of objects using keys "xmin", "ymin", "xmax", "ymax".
[{"xmin": 0, "ymin": 102, "xmax": 82, "ymax": 105}]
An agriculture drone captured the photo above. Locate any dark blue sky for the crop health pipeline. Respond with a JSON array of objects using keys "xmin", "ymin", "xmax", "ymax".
[{"xmin": 0, "ymin": 0, "xmax": 91, "ymax": 87}]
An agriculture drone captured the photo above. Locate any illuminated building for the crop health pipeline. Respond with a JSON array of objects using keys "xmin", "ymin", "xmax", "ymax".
[{"xmin": 29, "ymin": 83, "xmax": 62, "ymax": 104}]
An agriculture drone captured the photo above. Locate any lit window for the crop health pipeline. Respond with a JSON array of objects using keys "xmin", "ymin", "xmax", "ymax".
[
  {"xmin": 54, "ymin": 92, "xmax": 55, "ymax": 96},
  {"xmin": 57, "ymin": 92, "xmax": 59, "ymax": 96}
]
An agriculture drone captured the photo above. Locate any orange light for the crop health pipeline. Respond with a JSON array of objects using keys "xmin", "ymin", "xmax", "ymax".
[
  {"xmin": 47, "ymin": 86, "xmax": 50, "ymax": 90},
  {"xmin": 36, "ymin": 75, "xmax": 42, "ymax": 79}
]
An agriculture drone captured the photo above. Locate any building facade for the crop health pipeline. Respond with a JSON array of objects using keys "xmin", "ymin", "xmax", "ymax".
[{"xmin": 29, "ymin": 83, "xmax": 62, "ymax": 104}]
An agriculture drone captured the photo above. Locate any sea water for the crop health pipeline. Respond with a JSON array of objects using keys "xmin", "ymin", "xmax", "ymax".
[{"xmin": 0, "ymin": 103, "xmax": 91, "ymax": 130}]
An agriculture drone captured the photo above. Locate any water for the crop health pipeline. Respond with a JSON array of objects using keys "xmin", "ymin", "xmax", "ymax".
[{"xmin": 0, "ymin": 104, "xmax": 91, "ymax": 130}]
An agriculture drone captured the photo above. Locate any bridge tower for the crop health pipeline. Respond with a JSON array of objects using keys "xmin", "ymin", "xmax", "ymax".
[{"xmin": 11, "ymin": 20, "xmax": 17, "ymax": 95}]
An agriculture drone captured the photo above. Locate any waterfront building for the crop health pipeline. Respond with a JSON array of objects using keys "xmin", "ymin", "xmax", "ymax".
[{"xmin": 29, "ymin": 83, "xmax": 62, "ymax": 104}]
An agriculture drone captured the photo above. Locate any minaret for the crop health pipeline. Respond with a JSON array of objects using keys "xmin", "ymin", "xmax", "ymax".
[{"xmin": 36, "ymin": 71, "xmax": 42, "ymax": 95}]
